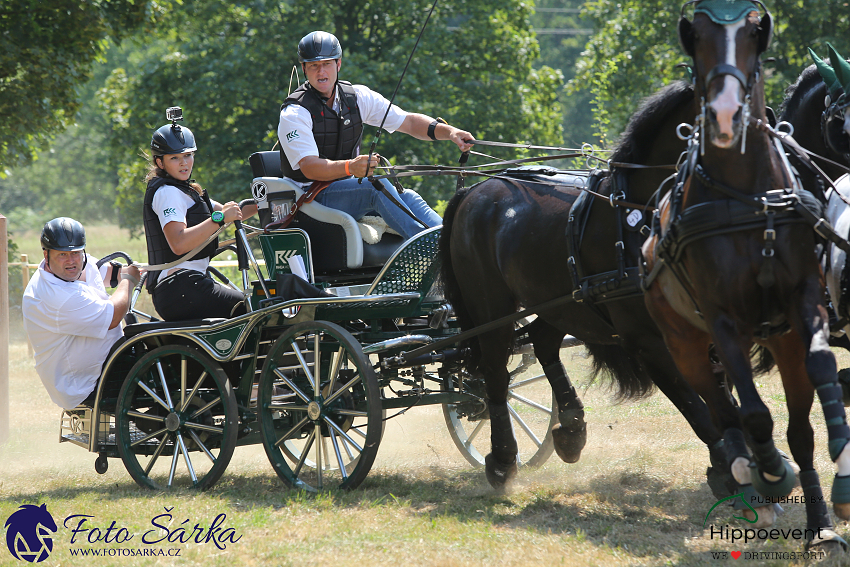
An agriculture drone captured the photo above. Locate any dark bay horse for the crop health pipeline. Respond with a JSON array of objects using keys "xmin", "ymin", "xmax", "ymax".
[
  {"xmin": 642, "ymin": 1, "xmax": 850, "ymax": 550},
  {"xmin": 439, "ymin": 79, "xmax": 743, "ymax": 495}
]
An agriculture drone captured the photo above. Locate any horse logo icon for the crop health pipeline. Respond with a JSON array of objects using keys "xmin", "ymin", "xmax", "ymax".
[{"xmin": 4, "ymin": 504, "xmax": 57, "ymax": 562}]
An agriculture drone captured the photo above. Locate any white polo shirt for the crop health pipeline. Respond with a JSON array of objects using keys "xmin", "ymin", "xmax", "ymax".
[
  {"xmin": 22, "ymin": 255, "xmax": 123, "ymax": 409},
  {"xmin": 278, "ymin": 83, "xmax": 409, "ymax": 181}
]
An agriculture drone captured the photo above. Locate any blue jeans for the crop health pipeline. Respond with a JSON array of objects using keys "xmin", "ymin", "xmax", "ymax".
[{"xmin": 312, "ymin": 178, "xmax": 442, "ymax": 240}]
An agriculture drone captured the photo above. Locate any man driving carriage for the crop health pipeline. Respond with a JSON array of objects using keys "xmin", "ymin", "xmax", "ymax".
[
  {"xmin": 22, "ymin": 218, "xmax": 142, "ymax": 409},
  {"xmin": 277, "ymin": 31, "xmax": 475, "ymax": 240}
]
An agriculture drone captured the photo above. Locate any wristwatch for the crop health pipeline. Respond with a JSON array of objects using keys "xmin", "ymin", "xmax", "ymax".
[{"xmin": 211, "ymin": 210, "xmax": 225, "ymax": 226}]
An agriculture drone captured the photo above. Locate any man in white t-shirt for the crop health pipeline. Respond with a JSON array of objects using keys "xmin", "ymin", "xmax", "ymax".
[
  {"xmin": 277, "ymin": 31, "xmax": 475, "ymax": 240},
  {"xmin": 22, "ymin": 218, "xmax": 142, "ymax": 409}
]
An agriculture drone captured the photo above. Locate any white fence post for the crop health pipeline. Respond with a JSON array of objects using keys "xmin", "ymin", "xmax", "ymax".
[{"xmin": 0, "ymin": 215, "xmax": 9, "ymax": 445}]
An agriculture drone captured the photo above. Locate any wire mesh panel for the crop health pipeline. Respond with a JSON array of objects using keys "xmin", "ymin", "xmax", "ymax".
[{"xmin": 366, "ymin": 226, "xmax": 442, "ymax": 297}]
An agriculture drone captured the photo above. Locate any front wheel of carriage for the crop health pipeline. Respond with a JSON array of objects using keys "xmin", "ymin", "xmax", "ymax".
[
  {"xmin": 442, "ymin": 352, "xmax": 558, "ymax": 468},
  {"xmin": 115, "ymin": 344, "xmax": 238, "ymax": 490},
  {"xmin": 258, "ymin": 321, "xmax": 382, "ymax": 491}
]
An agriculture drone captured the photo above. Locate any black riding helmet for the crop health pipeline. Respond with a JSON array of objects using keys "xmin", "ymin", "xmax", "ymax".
[
  {"xmin": 41, "ymin": 217, "xmax": 88, "ymax": 276},
  {"xmin": 41, "ymin": 217, "xmax": 86, "ymax": 251},
  {"xmin": 298, "ymin": 31, "xmax": 342, "ymax": 63},
  {"xmin": 151, "ymin": 107, "xmax": 197, "ymax": 157}
]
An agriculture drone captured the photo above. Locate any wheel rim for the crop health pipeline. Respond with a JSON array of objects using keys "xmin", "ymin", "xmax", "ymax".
[
  {"xmin": 116, "ymin": 345, "xmax": 237, "ymax": 490},
  {"xmin": 259, "ymin": 321, "xmax": 381, "ymax": 491},
  {"xmin": 443, "ymin": 353, "xmax": 557, "ymax": 468}
]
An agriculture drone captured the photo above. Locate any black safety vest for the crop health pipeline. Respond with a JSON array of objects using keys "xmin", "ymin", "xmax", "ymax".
[
  {"xmin": 279, "ymin": 80, "xmax": 363, "ymax": 182},
  {"xmin": 143, "ymin": 176, "xmax": 219, "ymax": 290}
]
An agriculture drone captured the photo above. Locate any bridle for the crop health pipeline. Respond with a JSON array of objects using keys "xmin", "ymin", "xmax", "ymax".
[{"xmin": 822, "ymin": 94, "xmax": 850, "ymax": 161}]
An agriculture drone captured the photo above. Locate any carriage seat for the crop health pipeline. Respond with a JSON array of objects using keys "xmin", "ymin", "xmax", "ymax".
[
  {"xmin": 249, "ymin": 151, "xmax": 404, "ymax": 274},
  {"xmin": 123, "ymin": 318, "xmax": 227, "ymax": 338}
]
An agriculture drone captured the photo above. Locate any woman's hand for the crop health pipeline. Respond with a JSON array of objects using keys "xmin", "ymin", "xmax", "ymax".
[{"xmin": 220, "ymin": 201, "xmax": 243, "ymax": 223}]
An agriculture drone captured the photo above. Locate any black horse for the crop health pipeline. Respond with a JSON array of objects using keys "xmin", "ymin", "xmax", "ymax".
[
  {"xmin": 439, "ymin": 79, "xmax": 742, "ymax": 495},
  {"xmin": 642, "ymin": 2, "xmax": 849, "ymax": 551}
]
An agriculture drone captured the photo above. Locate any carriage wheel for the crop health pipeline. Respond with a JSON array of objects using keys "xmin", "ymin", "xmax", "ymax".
[
  {"xmin": 443, "ymin": 353, "xmax": 558, "ymax": 468},
  {"xmin": 258, "ymin": 321, "xmax": 381, "ymax": 491},
  {"xmin": 115, "ymin": 345, "xmax": 238, "ymax": 490}
]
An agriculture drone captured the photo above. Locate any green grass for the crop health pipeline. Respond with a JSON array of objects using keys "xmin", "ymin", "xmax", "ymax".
[{"xmin": 3, "ymin": 342, "xmax": 850, "ymax": 566}]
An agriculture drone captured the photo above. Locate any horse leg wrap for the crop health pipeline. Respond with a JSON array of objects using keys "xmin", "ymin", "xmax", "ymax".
[
  {"xmin": 749, "ymin": 438, "xmax": 796, "ymax": 498},
  {"xmin": 800, "ymin": 470, "xmax": 834, "ymax": 531},
  {"xmin": 487, "ymin": 401, "xmax": 517, "ymax": 465},
  {"xmin": 723, "ymin": 428, "xmax": 750, "ymax": 465},
  {"xmin": 544, "ymin": 362, "xmax": 587, "ymax": 463},
  {"xmin": 543, "ymin": 362, "xmax": 583, "ymax": 412},
  {"xmin": 815, "ymin": 383, "xmax": 850, "ymax": 461},
  {"xmin": 485, "ymin": 400, "xmax": 518, "ymax": 490}
]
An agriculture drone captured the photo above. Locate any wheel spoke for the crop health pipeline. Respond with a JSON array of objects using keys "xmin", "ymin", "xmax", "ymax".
[
  {"xmin": 326, "ymin": 346, "xmax": 344, "ymax": 396},
  {"xmin": 189, "ymin": 429, "xmax": 217, "ymax": 464},
  {"xmin": 293, "ymin": 429, "xmax": 316, "ymax": 477},
  {"xmin": 127, "ymin": 410, "xmax": 165, "ymax": 422},
  {"xmin": 137, "ymin": 381, "xmax": 171, "ymax": 412},
  {"xmin": 176, "ymin": 433, "xmax": 198, "ymax": 484},
  {"xmin": 290, "ymin": 339, "xmax": 316, "ymax": 394},
  {"xmin": 184, "ymin": 421, "xmax": 223, "ymax": 435},
  {"xmin": 274, "ymin": 367, "xmax": 311, "ymax": 403},
  {"xmin": 348, "ymin": 425, "xmax": 367, "ymax": 440},
  {"xmin": 508, "ymin": 373, "xmax": 548, "ymax": 390},
  {"xmin": 274, "ymin": 416, "xmax": 310, "ymax": 448},
  {"xmin": 323, "ymin": 372, "xmax": 361, "ymax": 406},
  {"xmin": 189, "ymin": 396, "xmax": 221, "ymax": 420},
  {"xmin": 143, "ymin": 435, "xmax": 170, "ymax": 475},
  {"xmin": 180, "ymin": 357, "xmax": 187, "ymax": 411},
  {"xmin": 329, "ymin": 429, "xmax": 348, "ymax": 480},
  {"xmin": 168, "ymin": 439, "xmax": 181, "ymax": 487},
  {"xmin": 314, "ymin": 424, "xmax": 324, "ymax": 490},
  {"xmin": 323, "ymin": 416, "xmax": 363, "ymax": 453},
  {"xmin": 508, "ymin": 392, "xmax": 554, "ymax": 415},
  {"xmin": 507, "ymin": 404, "xmax": 542, "ymax": 448},
  {"xmin": 313, "ymin": 333, "xmax": 321, "ymax": 398},
  {"xmin": 466, "ymin": 419, "xmax": 485, "ymax": 444},
  {"xmin": 156, "ymin": 360, "xmax": 176, "ymax": 409},
  {"xmin": 179, "ymin": 371, "xmax": 208, "ymax": 412},
  {"xmin": 130, "ymin": 427, "xmax": 168, "ymax": 448},
  {"xmin": 333, "ymin": 408, "xmax": 368, "ymax": 417}
]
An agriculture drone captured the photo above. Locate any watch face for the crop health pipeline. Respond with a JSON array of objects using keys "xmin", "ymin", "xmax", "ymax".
[{"xmin": 212, "ymin": 211, "xmax": 224, "ymax": 223}]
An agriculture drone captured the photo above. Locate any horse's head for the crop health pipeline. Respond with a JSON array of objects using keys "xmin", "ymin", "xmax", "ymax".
[
  {"xmin": 810, "ymin": 44, "xmax": 850, "ymax": 164},
  {"xmin": 678, "ymin": 1, "xmax": 772, "ymax": 150}
]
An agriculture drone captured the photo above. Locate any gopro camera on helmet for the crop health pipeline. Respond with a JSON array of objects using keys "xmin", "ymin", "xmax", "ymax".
[{"xmin": 166, "ymin": 106, "xmax": 184, "ymax": 123}]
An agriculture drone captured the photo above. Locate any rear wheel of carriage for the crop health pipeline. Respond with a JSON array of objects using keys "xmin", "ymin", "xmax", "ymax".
[
  {"xmin": 442, "ymin": 352, "xmax": 558, "ymax": 468},
  {"xmin": 258, "ymin": 321, "xmax": 382, "ymax": 491},
  {"xmin": 115, "ymin": 345, "xmax": 238, "ymax": 490}
]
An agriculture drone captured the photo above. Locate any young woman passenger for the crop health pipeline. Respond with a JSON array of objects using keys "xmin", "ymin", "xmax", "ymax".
[{"xmin": 142, "ymin": 109, "xmax": 257, "ymax": 321}]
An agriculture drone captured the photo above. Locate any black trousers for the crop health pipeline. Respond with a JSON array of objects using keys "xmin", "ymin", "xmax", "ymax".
[{"xmin": 152, "ymin": 269, "xmax": 246, "ymax": 321}]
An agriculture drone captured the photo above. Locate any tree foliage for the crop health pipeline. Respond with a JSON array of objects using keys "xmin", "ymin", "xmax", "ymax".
[
  {"xmin": 99, "ymin": 0, "xmax": 564, "ymax": 231},
  {"xmin": 0, "ymin": 0, "xmax": 153, "ymax": 171},
  {"xmin": 574, "ymin": 0, "xmax": 850, "ymax": 144}
]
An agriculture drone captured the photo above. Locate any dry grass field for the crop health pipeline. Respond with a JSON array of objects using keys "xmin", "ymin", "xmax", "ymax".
[{"xmin": 3, "ymin": 338, "xmax": 850, "ymax": 566}]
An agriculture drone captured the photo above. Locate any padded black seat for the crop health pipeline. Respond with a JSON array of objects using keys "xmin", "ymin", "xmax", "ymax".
[{"xmin": 123, "ymin": 318, "xmax": 227, "ymax": 338}]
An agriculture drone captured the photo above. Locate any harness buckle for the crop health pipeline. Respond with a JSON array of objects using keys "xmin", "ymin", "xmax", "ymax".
[
  {"xmin": 609, "ymin": 191, "xmax": 625, "ymax": 208},
  {"xmin": 763, "ymin": 228, "xmax": 776, "ymax": 242}
]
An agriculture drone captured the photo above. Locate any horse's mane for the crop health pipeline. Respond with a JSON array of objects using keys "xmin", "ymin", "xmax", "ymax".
[
  {"xmin": 609, "ymin": 81, "xmax": 695, "ymax": 164},
  {"xmin": 779, "ymin": 63, "xmax": 823, "ymax": 118}
]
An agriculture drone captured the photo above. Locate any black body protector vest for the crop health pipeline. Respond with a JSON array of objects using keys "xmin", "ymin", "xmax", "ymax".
[
  {"xmin": 143, "ymin": 176, "xmax": 219, "ymax": 291},
  {"xmin": 280, "ymin": 80, "xmax": 364, "ymax": 182}
]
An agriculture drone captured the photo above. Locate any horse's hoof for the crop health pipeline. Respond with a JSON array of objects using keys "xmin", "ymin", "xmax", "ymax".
[
  {"xmin": 551, "ymin": 422, "xmax": 587, "ymax": 464},
  {"xmin": 750, "ymin": 459, "xmax": 796, "ymax": 498},
  {"xmin": 484, "ymin": 453, "xmax": 517, "ymax": 490},
  {"xmin": 834, "ymin": 502, "xmax": 850, "ymax": 521},
  {"xmin": 706, "ymin": 466, "xmax": 736, "ymax": 499},
  {"xmin": 806, "ymin": 529, "xmax": 848, "ymax": 553},
  {"xmin": 742, "ymin": 504, "xmax": 776, "ymax": 529}
]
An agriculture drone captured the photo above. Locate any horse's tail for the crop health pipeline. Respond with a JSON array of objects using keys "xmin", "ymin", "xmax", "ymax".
[
  {"xmin": 752, "ymin": 345, "xmax": 775, "ymax": 376},
  {"xmin": 584, "ymin": 342, "xmax": 656, "ymax": 400},
  {"xmin": 438, "ymin": 185, "xmax": 481, "ymax": 373}
]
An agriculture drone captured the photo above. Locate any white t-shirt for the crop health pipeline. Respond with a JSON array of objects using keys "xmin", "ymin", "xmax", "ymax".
[
  {"xmin": 22, "ymin": 255, "xmax": 124, "ymax": 409},
  {"xmin": 151, "ymin": 184, "xmax": 219, "ymax": 275},
  {"xmin": 278, "ymin": 83, "xmax": 409, "ymax": 181}
]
